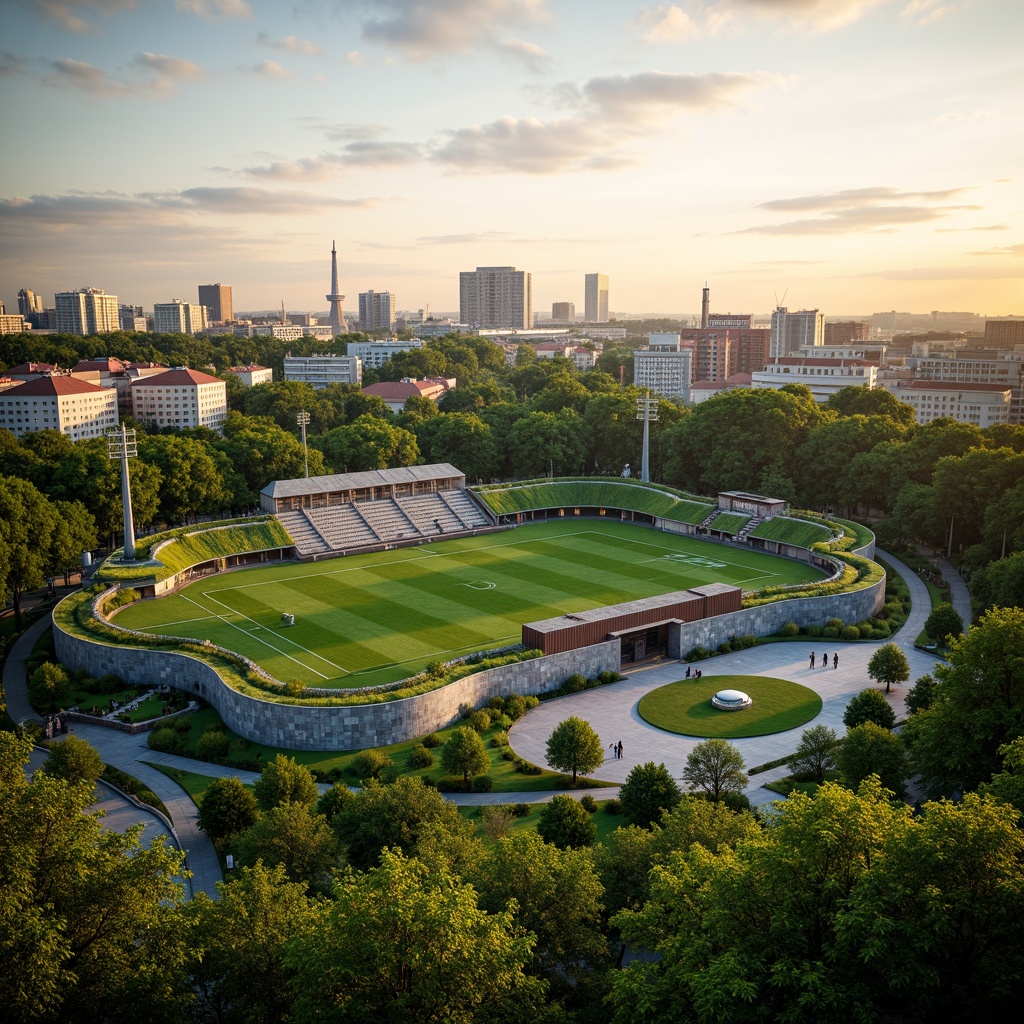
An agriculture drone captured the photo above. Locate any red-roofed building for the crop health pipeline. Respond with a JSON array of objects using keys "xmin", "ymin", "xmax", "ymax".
[
  {"xmin": 131, "ymin": 366, "xmax": 227, "ymax": 431},
  {"xmin": 0, "ymin": 374, "xmax": 119, "ymax": 440},
  {"xmin": 5, "ymin": 362, "xmax": 61, "ymax": 380},
  {"xmin": 360, "ymin": 376, "xmax": 455, "ymax": 414}
]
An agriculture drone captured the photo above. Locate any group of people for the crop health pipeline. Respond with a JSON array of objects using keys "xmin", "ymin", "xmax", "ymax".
[
  {"xmin": 684, "ymin": 665, "xmax": 702, "ymax": 679},
  {"xmin": 611, "ymin": 740, "xmax": 624, "ymax": 759},
  {"xmin": 810, "ymin": 651, "xmax": 839, "ymax": 669}
]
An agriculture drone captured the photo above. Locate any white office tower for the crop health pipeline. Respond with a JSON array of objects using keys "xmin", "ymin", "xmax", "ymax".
[
  {"xmin": 459, "ymin": 266, "xmax": 532, "ymax": 329},
  {"xmin": 358, "ymin": 290, "xmax": 397, "ymax": 333},
  {"xmin": 584, "ymin": 273, "xmax": 609, "ymax": 323},
  {"xmin": 770, "ymin": 307, "xmax": 824, "ymax": 357},
  {"xmin": 55, "ymin": 288, "xmax": 119, "ymax": 335},
  {"xmin": 153, "ymin": 301, "xmax": 208, "ymax": 335}
]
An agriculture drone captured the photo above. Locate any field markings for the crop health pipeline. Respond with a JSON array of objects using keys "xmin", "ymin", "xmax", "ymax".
[
  {"xmin": 179, "ymin": 593, "xmax": 342, "ymax": 680},
  {"xmin": 137, "ymin": 613, "xmax": 219, "ymax": 630}
]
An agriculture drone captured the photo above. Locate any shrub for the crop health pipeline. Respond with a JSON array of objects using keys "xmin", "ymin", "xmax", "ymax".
[
  {"xmin": 487, "ymin": 696, "xmax": 505, "ymax": 712},
  {"xmin": 822, "ymin": 626, "xmax": 839, "ymax": 638},
  {"xmin": 148, "ymin": 727, "xmax": 181, "ymax": 754},
  {"xmin": 840, "ymin": 625, "xmax": 861, "ymax": 641},
  {"xmin": 826, "ymin": 618, "xmax": 843, "ymax": 631},
  {"xmin": 604, "ymin": 798, "xmax": 623, "ymax": 814},
  {"xmin": 734, "ymin": 635, "xmax": 757, "ymax": 650},
  {"xmin": 355, "ymin": 749, "xmax": 393, "ymax": 779},
  {"xmin": 513, "ymin": 756, "xmax": 542, "ymax": 775},
  {"xmin": 872, "ymin": 620, "xmax": 891, "ymax": 638},
  {"xmin": 780, "ymin": 622, "xmax": 800, "ymax": 637},
  {"xmin": 504, "ymin": 695, "xmax": 528, "ymax": 721},
  {"xmin": 491, "ymin": 730, "xmax": 509, "ymax": 748},
  {"xmin": 422, "ymin": 732, "xmax": 443, "ymax": 748},
  {"xmin": 717, "ymin": 642, "xmax": 733, "ymax": 655},
  {"xmin": 173, "ymin": 715, "xmax": 192, "ymax": 734},
  {"xmin": 843, "ymin": 688, "xmax": 897, "ymax": 730},
  {"xmin": 805, "ymin": 624, "xmax": 822, "ymax": 637},
  {"xmin": 501, "ymin": 749, "xmax": 516, "ymax": 761},
  {"xmin": 599, "ymin": 670, "xmax": 623, "ymax": 685},
  {"xmin": 684, "ymin": 646, "xmax": 710, "ymax": 662},
  {"xmin": 196, "ymin": 730, "xmax": 230, "ymax": 760},
  {"xmin": 28, "ymin": 662, "xmax": 71, "ymax": 710},
  {"xmin": 579, "ymin": 794, "xmax": 598, "ymax": 813},
  {"xmin": 564, "ymin": 673, "xmax": 588, "ymax": 694},
  {"xmin": 471, "ymin": 775, "xmax": 493, "ymax": 793},
  {"xmin": 435, "ymin": 777, "xmax": 463, "ymax": 792},
  {"xmin": 468, "ymin": 709, "xmax": 491, "ymax": 733},
  {"xmin": 512, "ymin": 803, "xmax": 531, "ymax": 817},
  {"xmin": 408, "ymin": 744, "xmax": 434, "ymax": 769},
  {"xmin": 494, "ymin": 713, "xmax": 512, "ymax": 730}
]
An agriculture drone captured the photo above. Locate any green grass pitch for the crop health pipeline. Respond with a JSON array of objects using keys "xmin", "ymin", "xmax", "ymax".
[{"xmin": 112, "ymin": 520, "xmax": 823, "ymax": 690}]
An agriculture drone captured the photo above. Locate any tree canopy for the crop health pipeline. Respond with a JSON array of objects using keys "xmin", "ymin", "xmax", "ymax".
[{"xmin": 545, "ymin": 717, "xmax": 605, "ymax": 784}]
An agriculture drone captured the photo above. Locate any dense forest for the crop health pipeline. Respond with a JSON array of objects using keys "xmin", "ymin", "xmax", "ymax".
[{"xmin": 2, "ymin": 328, "xmax": 1024, "ymax": 1023}]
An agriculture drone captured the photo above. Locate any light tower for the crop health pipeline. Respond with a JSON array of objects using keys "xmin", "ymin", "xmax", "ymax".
[
  {"xmin": 326, "ymin": 240, "xmax": 348, "ymax": 334},
  {"xmin": 636, "ymin": 391, "xmax": 658, "ymax": 483},
  {"xmin": 107, "ymin": 424, "xmax": 138, "ymax": 561},
  {"xmin": 297, "ymin": 410, "xmax": 310, "ymax": 478}
]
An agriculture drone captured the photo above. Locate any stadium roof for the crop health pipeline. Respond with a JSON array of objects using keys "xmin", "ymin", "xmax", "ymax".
[{"xmin": 262, "ymin": 463, "xmax": 464, "ymax": 499}]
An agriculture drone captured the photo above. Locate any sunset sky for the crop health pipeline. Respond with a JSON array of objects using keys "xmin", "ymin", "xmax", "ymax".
[{"xmin": 1, "ymin": 0, "xmax": 1021, "ymax": 319}]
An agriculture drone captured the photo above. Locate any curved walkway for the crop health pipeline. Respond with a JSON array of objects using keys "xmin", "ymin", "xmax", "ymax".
[{"xmin": 509, "ymin": 549, "xmax": 941, "ymax": 807}]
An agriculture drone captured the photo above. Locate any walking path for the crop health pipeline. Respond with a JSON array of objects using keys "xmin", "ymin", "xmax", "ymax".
[
  {"xmin": 936, "ymin": 555, "xmax": 973, "ymax": 630},
  {"xmin": 1, "ymin": 548, "xmax": 965, "ymax": 892}
]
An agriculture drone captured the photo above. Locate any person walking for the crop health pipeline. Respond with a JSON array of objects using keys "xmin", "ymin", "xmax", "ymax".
[
  {"xmin": 810, "ymin": 652, "xmax": 815, "ymax": 669},
  {"xmin": 821, "ymin": 652, "xmax": 828, "ymax": 668},
  {"xmin": 833, "ymin": 652, "xmax": 838, "ymax": 669},
  {"xmin": 618, "ymin": 741, "xmax": 624, "ymax": 760}
]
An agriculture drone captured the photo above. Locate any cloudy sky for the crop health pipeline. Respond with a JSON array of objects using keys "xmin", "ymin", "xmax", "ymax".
[{"xmin": 1, "ymin": 0, "xmax": 1021, "ymax": 318}]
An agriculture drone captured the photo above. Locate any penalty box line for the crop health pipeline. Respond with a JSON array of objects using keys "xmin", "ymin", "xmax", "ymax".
[{"xmin": 179, "ymin": 593, "xmax": 344, "ymax": 680}]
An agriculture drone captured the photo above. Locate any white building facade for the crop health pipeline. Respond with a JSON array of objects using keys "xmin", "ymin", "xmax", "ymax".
[
  {"xmin": 0, "ymin": 375, "xmax": 119, "ymax": 440},
  {"xmin": 131, "ymin": 367, "xmax": 228, "ymax": 431},
  {"xmin": 153, "ymin": 301, "xmax": 209, "ymax": 335},
  {"xmin": 887, "ymin": 380, "xmax": 1012, "ymax": 428},
  {"xmin": 226, "ymin": 365, "xmax": 273, "ymax": 387},
  {"xmin": 634, "ymin": 336, "xmax": 693, "ymax": 401},
  {"xmin": 283, "ymin": 353, "xmax": 362, "ymax": 389},
  {"xmin": 55, "ymin": 288, "xmax": 119, "ymax": 335},
  {"xmin": 347, "ymin": 340, "xmax": 424, "ymax": 369},
  {"xmin": 751, "ymin": 357, "xmax": 876, "ymax": 401}
]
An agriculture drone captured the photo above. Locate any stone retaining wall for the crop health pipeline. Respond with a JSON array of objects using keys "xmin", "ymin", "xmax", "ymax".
[
  {"xmin": 667, "ymin": 575, "xmax": 886, "ymax": 657},
  {"xmin": 54, "ymin": 622, "xmax": 620, "ymax": 750}
]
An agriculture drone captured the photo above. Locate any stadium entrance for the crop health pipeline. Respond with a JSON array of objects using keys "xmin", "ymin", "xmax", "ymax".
[{"xmin": 617, "ymin": 624, "xmax": 669, "ymax": 663}]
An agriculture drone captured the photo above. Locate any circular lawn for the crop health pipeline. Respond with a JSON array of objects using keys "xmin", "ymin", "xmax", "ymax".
[{"xmin": 638, "ymin": 675, "xmax": 822, "ymax": 739}]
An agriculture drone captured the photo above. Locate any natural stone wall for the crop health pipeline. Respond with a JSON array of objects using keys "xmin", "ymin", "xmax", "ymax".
[
  {"xmin": 667, "ymin": 575, "xmax": 886, "ymax": 657},
  {"xmin": 54, "ymin": 623, "xmax": 620, "ymax": 750}
]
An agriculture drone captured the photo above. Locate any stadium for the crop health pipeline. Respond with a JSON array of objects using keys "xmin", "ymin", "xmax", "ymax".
[{"xmin": 53, "ymin": 466, "xmax": 885, "ymax": 749}]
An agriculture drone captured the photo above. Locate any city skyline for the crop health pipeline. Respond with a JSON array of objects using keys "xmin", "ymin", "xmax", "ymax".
[{"xmin": 1, "ymin": 1, "xmax": 1021, "ymax": 317}]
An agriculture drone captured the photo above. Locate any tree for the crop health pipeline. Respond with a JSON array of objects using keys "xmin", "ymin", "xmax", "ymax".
[
  {"xmin": 924, "ymin": 602, "xmax": 964, "ymax": 646},
  {"xmin": 788, "ymin": 724, "xmax": 839, "ymax": 784},
  {"xmin": 981, "ymin": 737, "xmax": 1024, "ymax": 813},
  {"xmin": 140, "ymin": 435, "xmax": 232, "ymax": 523},
  {"xmin": 46, "ymin": 500, "xmax": 97, "ymax": 585},
  {"xmin": 618, "ymin": 761, "xmax": 682, "ymax": 828},
  {"xmin": 867, "ymin": 642, "xmax": 911, "ymax": 695},
  {"xmin": 537, "ymin": 794, "xmax": 597, "ymax": 849},
  {"xmin": 314, "ymin": 415, "xmax": 419, "ymax": 473},
  {"xmin": 42, "ymin": 735, "xmax": 104, "ymax": 786},
  {"xmin": 182, "ymin": 861, "xmax": 321, "ymax": 1024},
  {"xmin": 332, "ymin": 776, "xmax": 472, "ymax": 871},
  {"xmin": 903, "ymin": 605, "xmax": 1024, "ymax": 796},
  {"xmin": 905, "ymin": 673, "xmax": 937, "ymax": 714},
  {"xmin": 837, "ymin": 721, "xmax": 908, "ymax": 797},
  {"xmin": 196, "ymin": 776, "xmax": 259, "ymax": 842},
  {"xmin": 424, "ymin": 411, "xmax": 498, "ymax": 482},
  {"xmin": 843, "ymin": 687, "xmax": 896, "ymax": 730},
  {"xmin": 0, "ymin": 732, "xmax": 189, "ymax": 1024},
  {"xmin": 28, "ymin": 661, "xmax": 71, "ymax": 711},
  {"xmin": 681, "ymin": 738, "xmax": 747, "ymax": 802},
  {"xmin": 285, "ymin": 850, "xmax": 546, "ymax": 1024},
  {"xmin": 233, "ymin": 802, "xmax": 339, "ymax": 889},
  {"xmin": 506, "ymin": 409, "xmax": 587, "ymax": 477},
  {"xmin": 252, "ymin": 754, "xmax": 319, "ymax": 811},
  {"xmin": 472, "ymin": 829, "xmax": 607, "ymax": 986},
  {"xmin": 971, "ymin": 551, "xmax": 1024, "ymax": 619},
  {"xmin": 439, "ymin": 726, "xmax": 489, "ymax": 788},
  {"xmin": 0, "ymin": 475, "xmax": 59, "ymax": 629},
  {"xmin": 545, "ymin": 716, "xmax": 604, "ymax": 784}
]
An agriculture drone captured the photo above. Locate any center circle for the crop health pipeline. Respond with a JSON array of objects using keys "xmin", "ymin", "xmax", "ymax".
[{"xmin": 638, "ymin": 674, "xmax": 822, "ymax": 738}]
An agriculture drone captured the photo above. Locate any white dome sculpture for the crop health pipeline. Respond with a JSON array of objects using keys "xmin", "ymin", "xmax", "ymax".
[{"xmin": 711, "ymin": 688, "xmax": 752, "ymax": 711}]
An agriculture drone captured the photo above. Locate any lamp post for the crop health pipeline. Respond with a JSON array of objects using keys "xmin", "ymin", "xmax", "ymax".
[
  {"xmin": 297, "ymin": 410, "xmax": 310, "ymax": 478},
  {"xmin": 107, "ymin": 424, "xmax": 138, "ymax": 561},
  {"xmin": 636, "ymin": 391, "xmax": 658, "ymax": 483}
]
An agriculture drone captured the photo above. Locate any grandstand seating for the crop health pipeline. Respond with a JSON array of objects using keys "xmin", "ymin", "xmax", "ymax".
[{"xmin": 277, "ymin": 489, "xmax": 496, "ymax": 558}]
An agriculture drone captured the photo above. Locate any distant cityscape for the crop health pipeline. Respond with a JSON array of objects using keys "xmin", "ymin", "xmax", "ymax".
[{"xmin": 2, "ymin": 241, "xmax": 1022, "ymax": 443}]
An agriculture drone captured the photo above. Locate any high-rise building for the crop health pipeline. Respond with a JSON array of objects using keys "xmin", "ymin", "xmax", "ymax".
[
  {"xmin": 326, "ymin": 240, "xmax": 348, "ymax": 335},
  {"xmin": 984, "ymin": 319, "xmax": 1024, "ymax": 348},
  {"xmin": 634, "ymin": 334, "xmax": 693, "ymax": 401},
  {"xmin": 17, "ymin": 288, "xmax": 43, "ymax": 318},
  {"xmin": 153, "ymin": 300, "xmax": 208, "ymax": 335},
  {"xmin": 824, "ymin": 321, "xmax": 869, "ymax": 345},
  {"xmin": 770, "ymin": 307, "xmax": 823, "ymax": 358},
  {"xmin": 358, "ymin": 290, "xmax": 397, "ymax": 333},
  {"xmin": 584, "ymin": 273, "xmax": 609, "ymax": 323},
  {"xmin": 55, "ymin": 288, "xmax": 119, "ymax": 335},
  {"xmin": 459, "ymin": 266, "xmax": 532, "ymax": 329},
  {"xmin": 198, "ymin": 283, "xmax": 233, "ymax": 323},
  {"xmin": 552, "ymin": 301, "xmax": 575, "ymax": 323},
  {"xmin": 118, "ymin": 305, "xmax": 146, "ymax": 331}
]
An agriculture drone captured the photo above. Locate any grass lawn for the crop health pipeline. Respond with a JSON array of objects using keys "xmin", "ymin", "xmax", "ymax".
[
  {"xmin": 112, "ymin": 520, "xmax": 822, "ymax": 690},
  {"xmin": 153, "ymin": 708, "xmax": 617, "ymax": 791},
  {"xmin": 638, "ymin": 675, "xmax": 822, "ymax": 738},
  {"xmin": 458, "ymin": 800, "xmax": 626, "ymax": 846},
  {"xmin": 142, "ymin": 761, "xmax": 225, "ymax": 804}
]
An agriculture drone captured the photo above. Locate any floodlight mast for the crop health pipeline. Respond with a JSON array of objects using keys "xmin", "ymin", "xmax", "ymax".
[
  {"xmin": 297, "ymin": 410, "xmax": 311, "ymax": 478},
  {"xmin": 636, "ymin": 391, "xmax": 658, "ymax": 483},
  {"xmin": 107, "ymin": 424, "xmax": 138, "ymax": 561}
]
